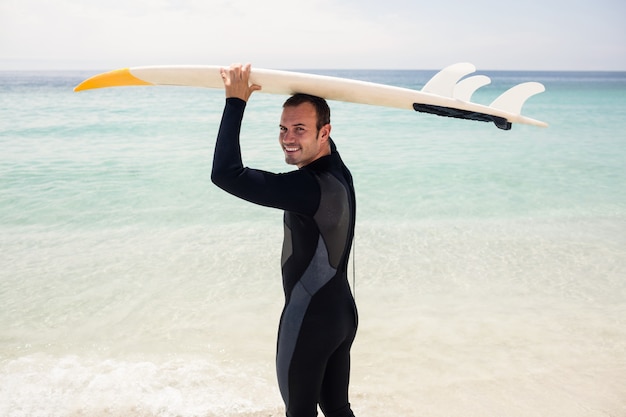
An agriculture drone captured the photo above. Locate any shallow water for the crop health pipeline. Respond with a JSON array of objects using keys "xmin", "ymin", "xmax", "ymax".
[{"xmin": 1, "ymin": 69, "xmax": 625, "ymax": 416}]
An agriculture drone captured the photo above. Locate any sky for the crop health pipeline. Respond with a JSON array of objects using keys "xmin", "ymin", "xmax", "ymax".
[{"xmin": 1, "ymin": 0, "xmax": 625, "ymax": 71}]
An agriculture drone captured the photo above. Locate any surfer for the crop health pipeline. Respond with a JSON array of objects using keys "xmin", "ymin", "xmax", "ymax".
[{"xmin": 211, "ymin": 63, "xmax": 358, "ymax": 417}]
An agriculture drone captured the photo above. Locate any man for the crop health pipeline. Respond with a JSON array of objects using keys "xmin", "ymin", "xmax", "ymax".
[{"xmin": 211, "ymin": 63, "xmax": 358, "ymax": 417}]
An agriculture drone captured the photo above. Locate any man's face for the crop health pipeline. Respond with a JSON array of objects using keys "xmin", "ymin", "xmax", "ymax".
[{"xmin": 279, "ymin": 102, "xmax": 330, "ymax": 168}]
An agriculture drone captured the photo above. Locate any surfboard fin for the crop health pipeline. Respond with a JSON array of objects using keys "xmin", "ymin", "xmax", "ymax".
[
  {"xmin": 412, "ymin": 103, "xmax": 512, "ymax": 130},
  {"xmin": 421, "ymin": 63, "xmax": 476, "ymax": 97},
  {"xmin": 490, "ymin": 82, "xmax": 546, "ymax": 115},
  {"xmin": 453, "ymin": 75, "xmax": 491, "ymax": 102}
]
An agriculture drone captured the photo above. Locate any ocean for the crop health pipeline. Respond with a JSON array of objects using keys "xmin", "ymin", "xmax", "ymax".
[{"xmin": 1, "ymin": 68, "xmax": 625, "ymax": 417}]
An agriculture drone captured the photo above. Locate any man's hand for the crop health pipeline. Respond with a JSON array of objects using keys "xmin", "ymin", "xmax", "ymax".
[{"xmin": 220, "ymin": 63, "xmax": 262, "ymax": 102}]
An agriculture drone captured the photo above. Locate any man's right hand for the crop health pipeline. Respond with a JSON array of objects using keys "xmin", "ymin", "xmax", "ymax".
[{"xmin": 220, "ymin": 63, "xmax": 262, "ymax": 102}]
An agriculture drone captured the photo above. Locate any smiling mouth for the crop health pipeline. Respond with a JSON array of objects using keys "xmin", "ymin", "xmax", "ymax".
[{"xmin": 283, "ymin": 146, "xmax": 299, "ymax": 153}]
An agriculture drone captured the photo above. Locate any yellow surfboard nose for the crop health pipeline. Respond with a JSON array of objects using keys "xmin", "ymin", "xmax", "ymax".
[{"xmin": 74, "ymin": 68, "xmax": 153, "ymax": 92}]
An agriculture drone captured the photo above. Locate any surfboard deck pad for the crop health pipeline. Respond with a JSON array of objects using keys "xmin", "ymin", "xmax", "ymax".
[{"xmin": 413, "ymin": 103, "xmax": 512, "ymax": 130}]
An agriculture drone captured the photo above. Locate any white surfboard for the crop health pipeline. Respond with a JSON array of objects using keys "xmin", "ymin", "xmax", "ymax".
[{"xmin": 74, "ymin": 63, "xmax": 547, "ymax": 130}]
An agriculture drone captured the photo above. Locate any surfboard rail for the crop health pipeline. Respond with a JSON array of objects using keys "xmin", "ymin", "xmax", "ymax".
[{"xmin": 74, "ymin": 64, "xmax": 547, "ymax": 130}]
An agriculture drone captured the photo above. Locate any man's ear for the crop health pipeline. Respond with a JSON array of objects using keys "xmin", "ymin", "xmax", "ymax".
[{"xmin": 319, "ymin": 123, "xmax": 331, "ymax": 142}]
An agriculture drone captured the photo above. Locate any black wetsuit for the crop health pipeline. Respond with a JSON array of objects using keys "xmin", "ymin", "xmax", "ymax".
[{"xmin": 211, "ymin": 98, "xmax": 358, "ymax": 417}]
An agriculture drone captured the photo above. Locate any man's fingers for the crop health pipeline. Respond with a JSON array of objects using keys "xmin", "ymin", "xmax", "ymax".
[
  {"xmin": 220, "ymin": 63, "xmax": 260, "ymax": 100},
  {"xmin": 230, "ymin": 63, "xmax": 243, "ymax": 80}
]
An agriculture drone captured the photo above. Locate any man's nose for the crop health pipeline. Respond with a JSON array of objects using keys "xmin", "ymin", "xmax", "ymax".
[{"xmin": 282, "ymin": 131, "xmax": 295, "ymax": 143}]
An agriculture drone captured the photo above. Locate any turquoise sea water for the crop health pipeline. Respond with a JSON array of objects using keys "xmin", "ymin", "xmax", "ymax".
[{"xmin": 1, "ymin": 69, "xmax": 625, "ymax": 417}]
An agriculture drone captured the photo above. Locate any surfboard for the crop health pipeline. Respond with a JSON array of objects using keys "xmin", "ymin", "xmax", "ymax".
[{"xmin": 74, "ymin": 63, "xmax": 547, "ymax": 130}]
